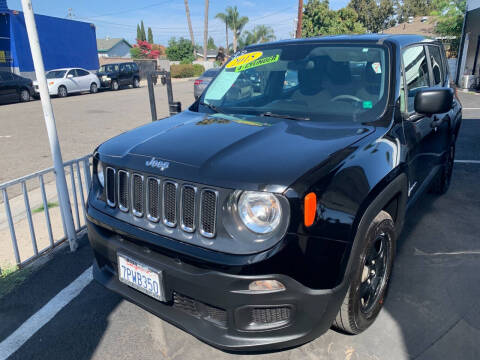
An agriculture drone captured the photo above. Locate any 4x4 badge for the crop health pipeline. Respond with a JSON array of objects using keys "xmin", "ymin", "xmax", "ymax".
[{"xmin": 145, "ymin": 157, "xmax": 170, "ymax": 171}]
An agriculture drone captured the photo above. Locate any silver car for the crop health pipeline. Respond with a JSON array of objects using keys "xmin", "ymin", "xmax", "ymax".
[{"xmin": 194, "ymin": 68, "xmax": 220, "ymax": 100}]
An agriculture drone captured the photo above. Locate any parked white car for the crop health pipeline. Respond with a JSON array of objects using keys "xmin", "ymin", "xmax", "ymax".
[{"xmin": 33, "ymin": 68, "xmax": 100, "ymax": 98}]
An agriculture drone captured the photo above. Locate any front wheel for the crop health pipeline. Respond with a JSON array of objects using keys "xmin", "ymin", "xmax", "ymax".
[
  {"xmin": 57, "ymin": 86, "xmax": 68, "ymax": 98},
  {"xmin": 132, "ymin": 77, "xmax": 140, "ymax": 88},
  {"xmin": 90, "ymin": 82, "xmax": 98, "ymax": 93},
  {"xmin": 333, "ymin": 210, "xmax": 395, "ymax": 334},
  {"xmin": 111, "ymin": 80, "xmax": 119, "ymax": 91},
  {"xmin": 19, "ymin": 89, "xmax": 30, "ymax": 102}
]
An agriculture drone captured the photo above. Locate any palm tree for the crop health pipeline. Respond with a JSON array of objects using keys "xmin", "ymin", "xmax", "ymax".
[
  {"xmin": 215, "ymin": 11, "xmax": 230, "ymax": 55},
  {"xmin": 184, "ymin": 0, "xmax": 195, "ymax": 56},
  {"xmin": 203, "ymin": 0, "xmax": 209, "ymax": 61},
  {"xmin": 226, "ymin": 6, "xmax": 248, "ymax": 52},
  {"xmin": 253, "ymin": 25, "xmax": 276, "ymax": 43}
]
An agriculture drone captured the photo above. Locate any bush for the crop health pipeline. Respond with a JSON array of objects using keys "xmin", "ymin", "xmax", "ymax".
[{"xmin": 170, "ymin": 64, "xmax": 205, "ymax": 78}]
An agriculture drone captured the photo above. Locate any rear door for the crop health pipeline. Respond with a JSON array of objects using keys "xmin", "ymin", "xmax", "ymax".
[
  {"xmin": 118, "ymin": 64, "xmax": 129, "ymax": 85},
  {"xmin": 75, "ymin": 69, "xmax": 91, "ymax": 91}
]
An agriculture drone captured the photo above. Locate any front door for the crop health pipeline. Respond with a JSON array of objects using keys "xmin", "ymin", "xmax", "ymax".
[{"xmin": 0, "ymin": 72, "xmax": 17, "ymax": 102}]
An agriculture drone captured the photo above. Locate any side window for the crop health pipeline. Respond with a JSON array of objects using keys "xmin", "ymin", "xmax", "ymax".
[
  {"xmin": 131, "ymin": 63, "xmax": 138, "ymax": 71},
  {"xmin": 283, "ymin": 70, "xmax": 298, "ymax": 90},
  {"xmin": 124, "ymin": 64, "xmax": 132, "ymax": 71},
  {"xmin": 428, "ymin": 45, "xmax": 444, "ymax": 87},
  {"xmin": 76, "ymin": 69, "xmax": 89, "ymax": 77},
  {"xmin": 402, "ymin": 46, "xmax": 430, "ymax": 113},
  {"xmin": 67, "ymin": 69, "xmax": 77, "ymax": 78}
]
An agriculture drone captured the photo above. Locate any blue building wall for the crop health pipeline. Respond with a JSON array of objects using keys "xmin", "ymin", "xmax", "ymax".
[
  {"xmin": 9, "ymin": 11, "xmax": 99, "ymax": 76},
  {"xmin": 0, "ymin": 14, "xmax": 11, "ymax": 70}
]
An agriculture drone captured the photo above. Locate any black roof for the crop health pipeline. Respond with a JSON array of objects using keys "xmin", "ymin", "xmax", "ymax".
[{"xmin": 245, "ymin": 34, "xmax": 434, "ymax": 50}]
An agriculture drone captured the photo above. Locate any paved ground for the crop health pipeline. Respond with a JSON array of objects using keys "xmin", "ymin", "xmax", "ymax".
[
  {"xmin": 0, "ymin": 80, "xmax": 195, "ymax": 183},
  {"xmin": 0, "ymin": 94, "xmax": 479, "ymax": 360}
]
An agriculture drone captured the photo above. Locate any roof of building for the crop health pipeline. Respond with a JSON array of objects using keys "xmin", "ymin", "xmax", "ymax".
[
  {"xmin": 196, "ymin": 50, "xmax": 218, "ymax": 58},
  {"xmin": 383, "ymin": 16, "xmax": 439, "ymax": 37},
  {"xmin": 97, "ymin": 38, "xmax": 132, "ymax": 53}
]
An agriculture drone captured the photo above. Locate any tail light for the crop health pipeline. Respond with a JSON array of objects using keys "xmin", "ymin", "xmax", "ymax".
[{"xmin": 194, "ymin": 79, "xmax": 203, "ymax": 85}]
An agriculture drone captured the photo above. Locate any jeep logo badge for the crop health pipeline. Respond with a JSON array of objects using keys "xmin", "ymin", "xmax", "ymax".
[{"xmin": 145, "ymin": 157, "xmax": 170, "ymax": 171}]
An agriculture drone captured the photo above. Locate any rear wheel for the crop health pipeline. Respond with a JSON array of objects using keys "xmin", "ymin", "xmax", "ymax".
[
  {"xmin": 19, "ymin": 89, "xmax": 30, "ymax": 102},
  {"xmin": 90, "ymin": 82, "xmax": 98, "ymax": 93},
  {"xmin": 429, "ymin": 140, "xmax": 455, "ymax": 195},
  {"xmin": 111, "ymin": 80, "xmax": 119, "ymax": 91},
  {"xmin": 57, "ymin": 86, "xmax": 68, "ymax": 98},
  {"xmin": 333, "ymin": 210, "xmax": 395, "ymax": 334},
  {"xmin": 132, "ymin": 77, "xmax": 140, "ymax": 88}
]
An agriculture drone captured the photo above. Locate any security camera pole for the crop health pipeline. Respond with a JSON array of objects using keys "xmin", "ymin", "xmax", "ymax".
[{"xmin": 20, "ymin": 0, "xmax": 77, "ymax": 251}]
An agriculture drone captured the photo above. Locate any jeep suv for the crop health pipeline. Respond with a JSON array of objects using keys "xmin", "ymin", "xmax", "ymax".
[
  {"xmin": 87, "ymin": 35, "xmax": 462, "ymax": 351},
  {"xmin": 97, "ymin": 62, "xmax": 140, "ymax": 90}
]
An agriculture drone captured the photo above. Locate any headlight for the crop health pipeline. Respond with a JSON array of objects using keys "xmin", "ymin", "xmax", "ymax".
[
  {"xmin": 102, "ymin": 75, "xmax": 110, "ymax": 81},
  {"xmin": 238, "ymin": 191, "xmax": 282, "ymax": 234},
  {"xmin": 96, "ymin": 161, "xmax": 105, "ymax": 187}
]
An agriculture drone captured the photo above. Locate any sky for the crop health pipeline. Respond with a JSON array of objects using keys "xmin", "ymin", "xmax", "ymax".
[{"xmin": 7, "ymin": 0, "xmax": 350, "ymax": 47}]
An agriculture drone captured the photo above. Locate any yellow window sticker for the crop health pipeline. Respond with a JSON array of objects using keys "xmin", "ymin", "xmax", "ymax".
[
  {"xmin": 235, "ymin": 54, "xmax": 280, "ymax": 72},
  {"xmin": 226, "ymin": 51, "xmax": 263, "ymax": 69},
  {"xmin": 0, "ymin": 51, "xmax": 6, "ymax": 63}
]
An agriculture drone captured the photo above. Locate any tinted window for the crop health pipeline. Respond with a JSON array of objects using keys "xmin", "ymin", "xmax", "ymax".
[
  {"xmin": 403, "ymin": 46, "xmax": 430, "ymax": 112},
  {"xmin": 67, "ymin": 69, "xmax": 77, "ymax": 77},
  {"xmin": 124, "ymin": 64, "xmax": 132, "ymax": 71},
  {"xmin": 76, "ymin": 69, "xmax": 89, "ymax": 76},
  {"xmin": 283, "ymin": 69, "xmax": 298, "ymax": 89},
  {"xmin": 131, "ymin": 63, "xmax": 138, "ymax": 71},
  {"xmin": 428, "ymin": 45, "xmax": 444, "ymax": 87},
  {"xmin": 46, "ymin": 70, "xmax": 67, "ymax": 79}
]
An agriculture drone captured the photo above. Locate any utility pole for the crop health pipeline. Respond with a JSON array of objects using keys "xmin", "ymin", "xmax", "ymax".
[
  {"xmin": 184, "ymin": 0, "xmax": 196, "ymax": 57},
  {"xmin": 203, "ymin": 0, "xmax": 209, "ymax": 62},
  {"xmin": 296, "ymin": 0, "xmax": 303, "ymax": 39},
  {"xmin": 21, "ymin": 0, "xmax": 78, "ymax": 252}
]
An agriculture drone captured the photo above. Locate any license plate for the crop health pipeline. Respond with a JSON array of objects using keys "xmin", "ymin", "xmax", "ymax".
[{"xmin": 117, "ymin": 254, "xmax": 166, "ymax": 302}]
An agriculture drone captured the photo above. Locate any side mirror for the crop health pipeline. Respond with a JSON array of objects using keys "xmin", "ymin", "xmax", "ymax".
[
  {"xmin": 67, "ymin": 74, "xmax": 74, "ymax": 78},
  {"xmin": 414, "ymin": 88, "xmax": 453, "ymax": 115}
]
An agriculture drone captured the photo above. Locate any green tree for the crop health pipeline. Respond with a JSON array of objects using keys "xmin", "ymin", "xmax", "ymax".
[
  {"xmin": 397, "ymin": 0, "xmax": 433, "ymax": 21},
  {"xmin": 207, "ymin": 36, "xmax": 217, "ymax": 50},
  {"xmin": 166, "ymin": 37, "xmax": 195, "ymax": 62},
  {"xmin": 136, "ymin": 24, "xmax": 141, "ymax": 40},
  {"xmin": 348, "ymin": 0, "xmax": 395, "ymax": 32},
  {"xmin": 302, "ymin": 0, "xmax": 366, "ymax": 37},
  {"xmin": 130, "ymin": 46, "xmax": 142, "ymax": 59},
  {"xmin": 140, "ymin": 20, "xmax": 146, "ymax": 41},
  {"xmin": 147, "ymin": 27, "xmax": 154, "ymax": 43},
  {"xmin": 239, "ymin": 25, "xmax": 276, "ymax": 48},
  {"xmin": 431, "ymin": 0, "xmax": 465, "ymax": 37}
]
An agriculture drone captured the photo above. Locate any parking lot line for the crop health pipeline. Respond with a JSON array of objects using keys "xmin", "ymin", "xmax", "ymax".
[
  {"xmin": 0, "ymin": 266, "xmax": 92, "ymax": 360},
  {"xmin": 455, "ymin": 160, "xmax": 480, "ymax": 164}
]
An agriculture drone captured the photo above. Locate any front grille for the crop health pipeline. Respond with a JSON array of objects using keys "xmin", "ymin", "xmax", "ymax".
[
  {"xmin": 103, "ymin": 167, "xmax": 218, "ymax": 238},
  {"xmin": 106, "ymin": 167, "xmax": 116, "ymax": 207},
  {"xmin": 173, "ymin": 292, "xmax": 227, "ymax": 327},
  {"xmin": 132, "ymin": 174, "xmax": 144, "ymax": 217},
  {"xmin": 118, "ymin": 170, "xmax": 129, "ymax": 212},
  {"xmin": 200, "ymin": 190, "xmax": 217, "ymax": 238},
  {"xmin": 252, "ymin": 306, "xmax": 291, "ymax": 325},
  {"xmin": 163, "ymin": 182, "xmax": 177, "ymax": 227}
]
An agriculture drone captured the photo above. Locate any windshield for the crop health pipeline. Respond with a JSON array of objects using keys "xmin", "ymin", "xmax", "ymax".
[
  {"xmin": 46, "ymin": 70, "xmax": 66, "ymax": 79},
  {"xmin": 201, "ymin": 43, "xmax": 389, "ymax": 122},
  {"xmin": 99, "ymin": 65, "xmax": 119, "ymax": 73}
]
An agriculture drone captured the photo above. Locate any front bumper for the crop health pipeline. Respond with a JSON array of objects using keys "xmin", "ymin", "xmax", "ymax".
[{"xmin": 87, "ymin": 214, "xmax": 347, "ymax": 351}]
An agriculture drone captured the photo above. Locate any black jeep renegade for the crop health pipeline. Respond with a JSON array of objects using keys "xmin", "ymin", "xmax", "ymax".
[{"xmin": 87, "ymin": 35, "xmax": 462, "ymax": 351}]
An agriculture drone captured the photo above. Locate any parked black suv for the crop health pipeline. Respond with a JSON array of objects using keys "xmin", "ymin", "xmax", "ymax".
[
  {"xmin": 87, "ymin": 35, "xmax": 462, "ymax": 351},
  {"xmin": 0, "ymin": 71, "xmax": 34, "ymax": 104},
  {"xmin": 97, "ymin": 62, "xmax": 140, "ymax": 90}
]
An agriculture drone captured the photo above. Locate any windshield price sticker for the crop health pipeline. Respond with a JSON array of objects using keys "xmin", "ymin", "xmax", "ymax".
[
  {"xmin": 235, "ymin": 54, "xmax": 280, "ymax": 72},
  {"xmin": 226, "ymin": 51, "xmax": 263, "ymax": 69}
]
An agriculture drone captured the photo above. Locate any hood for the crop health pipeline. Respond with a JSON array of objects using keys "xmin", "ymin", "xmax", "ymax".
[{"xmin": 98, "ymin": 111, "xmax": 375, "ymax": 192}]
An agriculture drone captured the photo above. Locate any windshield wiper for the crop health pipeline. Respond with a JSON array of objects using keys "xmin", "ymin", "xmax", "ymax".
[
  {"xmin": 199, "ymin": 101, "xmax": 223, "ymax": 114},
  {"xmin": 260, "ymin": 112, "xmax": 310, "ymax": 121}
]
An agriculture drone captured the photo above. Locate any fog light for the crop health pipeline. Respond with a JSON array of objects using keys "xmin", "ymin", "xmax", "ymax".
[{"xmin": 248, "ymin": 280, "xmax": 285, "ymax": 292}]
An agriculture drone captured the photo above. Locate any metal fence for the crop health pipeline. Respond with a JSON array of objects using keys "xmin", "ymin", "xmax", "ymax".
[{"xmin": 0, "ymin": 155, "xmax": 92, "ymax": 269}]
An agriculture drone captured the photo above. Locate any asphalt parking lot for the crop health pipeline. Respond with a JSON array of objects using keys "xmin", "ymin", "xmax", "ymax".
[
  {"xmin": 0, "ymin": 93, "xmax": 479, "ymax": 360},
  {"xmin": 0, "ymin": 81, "xmax": 195, "ymax": 183}
]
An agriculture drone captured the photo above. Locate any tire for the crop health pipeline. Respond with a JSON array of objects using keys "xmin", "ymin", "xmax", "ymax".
[
  {"xmin": 333, "ymin": 210, "xmax": 395, "ymax": 334},
  {"xmin": 57, "ymin": 86, "xmax": 68, "ymax": 98},
  {"xmin": 90, "ymin": 82, "xmax": 98, "ymax": 94},
  {"xmin": 19, "ymin": 88, "xmax": 30, "ymax": 102},
  {"xmin": 429, "ymin": 139, "xmax": 455, "ymax": 195},
  {"xmin": 132, "ymin": 77, "xmax": 140, "ymax": 88},
  {"xmin": 111, "ymin": 80, "xmax": 119, "ymax": 91}
]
